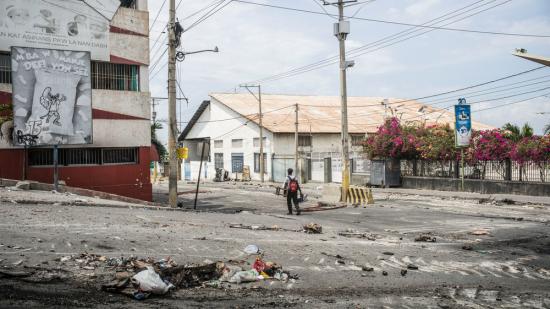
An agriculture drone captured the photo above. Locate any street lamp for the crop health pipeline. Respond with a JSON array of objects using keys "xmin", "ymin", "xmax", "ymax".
[{"xmin": 175, "ymin": 46, "xmax": 219, "ymax": 62}]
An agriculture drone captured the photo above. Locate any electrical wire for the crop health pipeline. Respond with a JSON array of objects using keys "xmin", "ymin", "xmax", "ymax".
[
  {"xmin": 247, "ymin": 0, "xmax": 494, "ymax": 84},
  {"xmin": 474, "ymin": 93, "xmax": 550, "ymax": 112},
  {"xmin": 150, "ymin": 0, "xmax": 168, "ymax": 31},
  {"xmin": 233, "ymin": 0, "xmax": 548, "ymax": 38},
  {"xmin": 254, "ymin": 0, "xmax": 515, "ymax": 83},
  {"xmin": 184, "ymin": 0, "xmax": 233, "ymax": 33}
]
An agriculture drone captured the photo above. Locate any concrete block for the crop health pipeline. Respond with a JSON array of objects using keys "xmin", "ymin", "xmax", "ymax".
[
  {"xmin": 15, "ymin": 181, "xmax": 31, "ymax": 190},
  {"xmin": 321, "ymin": 185, "xmax": 341, "ymax": 203}
]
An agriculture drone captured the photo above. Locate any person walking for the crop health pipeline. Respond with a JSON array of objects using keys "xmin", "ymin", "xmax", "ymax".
[{"xmin": 283, "ymin": 168, "xmax": 302, "ymax": 215}]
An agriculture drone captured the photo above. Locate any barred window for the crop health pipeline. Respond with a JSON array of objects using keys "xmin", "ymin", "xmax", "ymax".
[
  {"xmin": 0, "ymin": 53, "xmax": 11, "ymax": 84},
  {"xmin": 92, "ymin": 62, "xmax": 140, "ymax": 91},
  {"xmin": 232, "ymin": 139, "xmax": 243, "ymax": 148},
  {"xmin": 351, "ymin": 134, "xmax": 365, "ymax": 146},
  {"xmin": 253, "ymin": 137, "xmax": 266, "ymax": 148},
  {"xmin": 214, "ymin": 153, "xmax": 224, "ymax": 169},
  {"xmin": 28, "ymin": 147, "xmax": 139, "ymax": 166},
  {"xmin": 298, "ymin": 135, "xmax": 312, "ymax": 147},
  {"xmin": 231, "ymin": 153, "xmax": 243, "ymax": 173},
  {"xmin": 254, "ymin": 153, "xmax": 267, "ymax": 173}
]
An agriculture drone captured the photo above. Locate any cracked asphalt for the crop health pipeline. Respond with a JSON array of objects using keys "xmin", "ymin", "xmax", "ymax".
[{"xmin": 1, "ymin": 182, "xmax": 549, "ymax": 308}]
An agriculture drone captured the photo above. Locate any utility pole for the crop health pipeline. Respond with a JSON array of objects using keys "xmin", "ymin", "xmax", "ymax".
[
  {"xmin": 328, "ymin": 0, "xmax": 355, "ymax": 202},
  {"xmin": 167, "ymin": 0, "xmax": 178, "ymax": 208},
  {"xmin": 239, "ymin": 84, "xmax": 264, "ymax": 182},
  {"xmin": 294, "ymin": 103, "xmax": 299, "ymax": 178}
]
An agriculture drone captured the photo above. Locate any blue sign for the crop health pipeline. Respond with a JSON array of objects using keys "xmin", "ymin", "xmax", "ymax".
[{"xmin": 455, "ymin": 103, "xmax": 471, "ymax": 147}]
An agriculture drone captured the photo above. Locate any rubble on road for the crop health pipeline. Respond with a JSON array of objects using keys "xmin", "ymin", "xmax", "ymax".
[
  {"xmin": 470, "ymin": 229, "xmax": 490, "ymax": 235},
  {"xmin": 1, "ymin": 251, "xmax": 298, "ymax": 301},
  {"xmin": 338, "ymin": 229, "xmax": 377, "ymax": 240},
  {"xmin": 415, "ymin": 233, "xmax": 437, "ymax": 242},
  {"xmin": 303, "ymin": 223, "xmax": 322, "ymax": 234}
]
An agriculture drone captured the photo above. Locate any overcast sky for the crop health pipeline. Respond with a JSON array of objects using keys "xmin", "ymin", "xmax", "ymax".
[{"xmin": 147, "ymin": 0, "xmax": 550, "ymax": 144}]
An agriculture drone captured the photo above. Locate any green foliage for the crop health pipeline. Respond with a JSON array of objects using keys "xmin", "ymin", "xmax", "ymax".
[{"xmin": 151, "ymin": 122, "xmax": 167, "ymax": 162}]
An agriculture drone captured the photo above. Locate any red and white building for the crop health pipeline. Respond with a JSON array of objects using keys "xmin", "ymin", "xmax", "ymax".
[{"xmin": 0, "ymin": 0, "xmax": 153, "ymax": 201}]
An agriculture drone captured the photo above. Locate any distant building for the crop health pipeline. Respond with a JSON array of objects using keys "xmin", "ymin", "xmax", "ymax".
[
  {"xmin": 178, "ymin": 93, "xmax": 492, "ymax": 184},
  {"xmin": 0, "ymin": 0, "xmax": 153, "ymax": 201}
]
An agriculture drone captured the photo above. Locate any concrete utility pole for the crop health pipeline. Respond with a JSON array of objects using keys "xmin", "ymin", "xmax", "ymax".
[
  {"xmin": 167, "ymin": 0, "xmax": 178, "ymax": 208},
  {"xmin": 294, "ymin": 103, "xmax": 299, "ymax": 178},
  {"xmin": 330, "ymin": 0, "xmax": 355, "ymax": 202},
  {"xmin": 239, "ymin": 84, "xmax": 264, "ymax": 182}
]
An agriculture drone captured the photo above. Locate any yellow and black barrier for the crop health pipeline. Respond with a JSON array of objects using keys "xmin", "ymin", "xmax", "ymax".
[{"xmin": 345, "ymin": 185, "xmax": 374, "ymax": 206}]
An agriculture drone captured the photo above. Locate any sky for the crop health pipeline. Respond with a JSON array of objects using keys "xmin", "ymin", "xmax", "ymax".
[{"xmin": 147, "ymin": 0, "xmax": 550, "ymax": 144}]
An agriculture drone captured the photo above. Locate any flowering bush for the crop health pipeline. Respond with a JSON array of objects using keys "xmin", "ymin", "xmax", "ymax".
[
  {"xmin": 364, "ymin": 117, "xmax": 419, "ymax": 159},
  {"xmin": 468, "ymin": 129, "xmax": 512, "ymax": 162},
  {"xmin": 510, "ymin": 135, "xmax": 550, "ymax": 164},
  {"xmin": 416, "ymin": 124, "xmax": 456, "ymax": 161}
]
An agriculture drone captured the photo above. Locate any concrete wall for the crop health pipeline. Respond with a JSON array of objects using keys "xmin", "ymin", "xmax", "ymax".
[{"xmin": 402, "ymin": 176, "xmax": 550, "ymax": 197}]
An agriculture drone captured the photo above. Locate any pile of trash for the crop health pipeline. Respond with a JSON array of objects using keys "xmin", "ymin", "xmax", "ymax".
[{"xmin": 54, "ymin": 248, "xmax": 296, "ymax": 300}]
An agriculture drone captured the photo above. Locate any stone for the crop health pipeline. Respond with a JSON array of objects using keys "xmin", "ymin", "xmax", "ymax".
[{"xmin": 15, "ymin": 181, "xmax": 31, "ymax": 190}]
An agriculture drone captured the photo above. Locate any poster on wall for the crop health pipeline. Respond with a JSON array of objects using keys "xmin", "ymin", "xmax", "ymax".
[
  {"xmin": 454, "ymin": 103, "xmax": 471, "ymax": 147},
  {"xmin": 11, "ymin": 46, "xmax": 93, "ymax": 146},
  {"xmin": 0, "ymin": 0, "xmax": 112, "ymax": 61}
]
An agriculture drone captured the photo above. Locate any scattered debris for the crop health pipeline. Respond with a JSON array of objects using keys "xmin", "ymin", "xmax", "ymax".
[
  {"xmin": 470, "ymin": 229, "xmax": 490, "ymax": 236},
  {"xmin": 13, "ymin": 260, "xmax": 24, "ymax": 266},
  {"xmin": 382, "ymin": 271, "xmax": 388, "ymax": 276},
  {"xmin": 407, "ymin": 264, "xmax": 418, "ymax": 270},
  {"xmin": 244, "ymin": 245, "xmax": 259, "ymax": 255},
  {"xmin": 336, "ymin": 260, "xmax": 345, "ymax": 265},
  {"xmin": 338, "ymin": 229, "xmax": 376, "ymax": 240},
  {"xmin": 362, "ymin": 266, "xmax": 374, "ymax": 272},
  {"xmin": 382, "ymin": 252, "xmax": 394, "ymax": 256},
  {"xmin": 462, "ymin": 245, "xmax": 473, "ymax": 251},
  {"xmin": 131, "ymin": 267, "xmax": 174, "ymax": 296},
  {"xmin": 301, "ymin": 202, "xmax": 347, "ymax": 212},
  {"xmin": 401, "ymin": 269, "xmax": 408, "ymax": 276},
  {"xmin": 303, "ymin": 223, "xmax": 322, "ymax": 234},
  {"xmin": 229, "ymin": 223, "xmax": 291, "ymax": 232},
  {"xmin": 415, "ymin": 233, "xmax": 437, "ymax": 242}
]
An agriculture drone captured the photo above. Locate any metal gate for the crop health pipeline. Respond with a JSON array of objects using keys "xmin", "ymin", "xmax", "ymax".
[{"xmin": 272, "ymin": 156, "xmax": 295, "ymax": 183}]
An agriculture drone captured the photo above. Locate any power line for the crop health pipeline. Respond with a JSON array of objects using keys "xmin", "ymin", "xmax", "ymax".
[
  {"xmin": 233, "ymin": 0, "xmax": 548, "ymax": 38},
  {"xmin": 183, "ymin": 0, "xmax": 233, "ymax": 33},
  {"xmin": 150, "ymin": 0, "xmax": 168, "ymax": 31},
  {"xmin": 247, "ymin": 0, "xmax": 497, "ymax": 84},
  {"xmin": 474, "ymin": 93, "xmax": 550, "ymax": 113},
  {"xmin": 254, "ymin": 0, "xmax": 514, "ymax": 83}
]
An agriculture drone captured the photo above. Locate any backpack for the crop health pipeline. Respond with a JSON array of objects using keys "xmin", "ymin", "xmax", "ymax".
[{"xmin": 288, "ymin": 177, "xmax": 298, "ymax": 193}]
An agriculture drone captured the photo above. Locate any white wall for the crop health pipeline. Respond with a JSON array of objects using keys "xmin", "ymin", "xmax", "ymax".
[{"xmin": 183, "ymin": 98, "xmax": 274, "ymax": 181}]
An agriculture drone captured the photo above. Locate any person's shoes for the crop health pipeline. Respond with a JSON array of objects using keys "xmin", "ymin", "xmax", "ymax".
[
  {"xmin": 287, "ymin": 212, "xmax": 293, "ymax": 215},
  {"xmin": 296, "ymin": 211, "xmax": 301, "ymax": 216}
]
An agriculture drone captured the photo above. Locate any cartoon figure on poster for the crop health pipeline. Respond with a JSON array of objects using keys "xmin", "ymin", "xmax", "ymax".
[
  {"xmin": 11, "ymin": 47, "xmax": 93, "ymax": 146},
  {"xmin": 454, "ymin": 102, "xmax": 471, "ymax": 147}
]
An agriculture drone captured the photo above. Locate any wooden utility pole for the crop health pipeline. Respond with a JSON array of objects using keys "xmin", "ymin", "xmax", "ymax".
[
  {"xmin": 258, "ymin": 85, "xmax": 264, "ymax": 182},
  {"xmin": 294, "ymin": 103, "xmax": 299, "ymax": 178},
  {"xmin": 167, "ymin": 0, "xmax": 178, "ymax": 207},
  {"xmin": 335, "ymin": 0, "xmax": 354, "ymax": 202}
]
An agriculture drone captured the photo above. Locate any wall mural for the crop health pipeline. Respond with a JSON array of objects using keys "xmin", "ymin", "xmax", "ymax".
[{"xmin": 11, "ymin": 47, "xmax": 92, "ymax": 146}]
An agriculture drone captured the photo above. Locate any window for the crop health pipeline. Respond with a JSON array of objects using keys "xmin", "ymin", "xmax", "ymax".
[
  {"xmin": 231, "ymin": 139, "xmax": 243, "ymax": 148},
  {"xmin": 0, "ymin": 53, "xmax": 11, "ymax": 84},
  {"xmin": 298, "ymin": 135, "xmax": 312, "ymax": 147},
  {"xmin": 351, "ymin": 134, "xmax": 365, "ymax": 146},
  {"xmin": 254, "ymin": 153, "xmax": 267, "ymax": 173},
  {"xmin": 28, "ymin": 147, "xmax": 139, "ymax": 166},
  {"xmin": 231, "ymin": 153, "xmax": 243, "ymax": 173},
  {"xmin": 214, "ymin": 140, "xmax": 223, "ymax": 148},
  {"xmin": 214, "ymin": 153, "xmax": 224, "ymax": 169},
  {"xmin": 120, "ymin": 0, "xmax": 137, "ymax": 8},
  {"xmin": 253, "ymin": 137, "xmax": 267, "ymax": 148},
  {"xmin": 92, "ymin": 62, "xmax": 140, "ymax": 91}
]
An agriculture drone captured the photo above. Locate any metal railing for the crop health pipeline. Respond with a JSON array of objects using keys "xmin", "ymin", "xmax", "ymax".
[{"xmin": 401, "ymin": 159, "xmax": 550, "ymax": 183}]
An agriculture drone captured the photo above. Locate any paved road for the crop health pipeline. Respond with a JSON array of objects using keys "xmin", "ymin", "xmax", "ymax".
[{"xmin": 1, "ymin": 184, "xmax": 549, "ymax": 308}]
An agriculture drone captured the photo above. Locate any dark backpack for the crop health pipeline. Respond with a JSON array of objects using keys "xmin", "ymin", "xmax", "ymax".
[{"xmin": 289, "ymin": 177, "xmax": 298, "ymax": 193}]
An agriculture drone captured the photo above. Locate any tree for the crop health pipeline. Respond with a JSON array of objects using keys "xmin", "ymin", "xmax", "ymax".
[
  {"xmin": 544, "ymin": 123, "xmax": 550, "ymax": 135},
  {"xmin": 151, "ymin": 122, "xmax": 167, "ymax": 162},
  {"xmin": 502, "ymin": 122, "xmax": 533, "ymax": 142}
]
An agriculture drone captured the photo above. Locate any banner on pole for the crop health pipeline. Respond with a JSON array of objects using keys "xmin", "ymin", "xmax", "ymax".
[{"xmin": 454, "ymin": 102, "xmax": 471, "ymax": 147}]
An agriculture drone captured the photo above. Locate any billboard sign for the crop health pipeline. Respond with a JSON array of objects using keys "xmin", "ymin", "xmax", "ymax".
[
  {"xmin": 11, "ymin": 47, "xmax": 92, "ymax": 146},
  {"xmin": 454, "ymin": 101, "xmax": 471, "ymax": 147},
  {"xmin": 0, "ymin": 0, "xmax": 112, "ymax": 61}
]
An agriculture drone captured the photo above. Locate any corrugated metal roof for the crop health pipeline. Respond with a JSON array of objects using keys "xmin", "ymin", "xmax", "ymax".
[{"xmin": 210, "ymin": 93, "xmax": 493, "ymax": 133}]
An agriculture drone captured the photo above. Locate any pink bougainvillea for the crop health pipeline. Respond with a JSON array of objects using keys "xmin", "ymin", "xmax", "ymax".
[
  {"xmin": 510, "ymin": 135, "xmax": 550, "ymax": 164},
  {"xmin": 469, "ymin": 129, "xmax": 512, "ymax": 162}
]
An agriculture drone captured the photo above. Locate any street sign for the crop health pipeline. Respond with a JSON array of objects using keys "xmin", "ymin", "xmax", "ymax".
[{"xmin": 454, "ymin": 101, "xmax": 471, "ymax": 147}]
